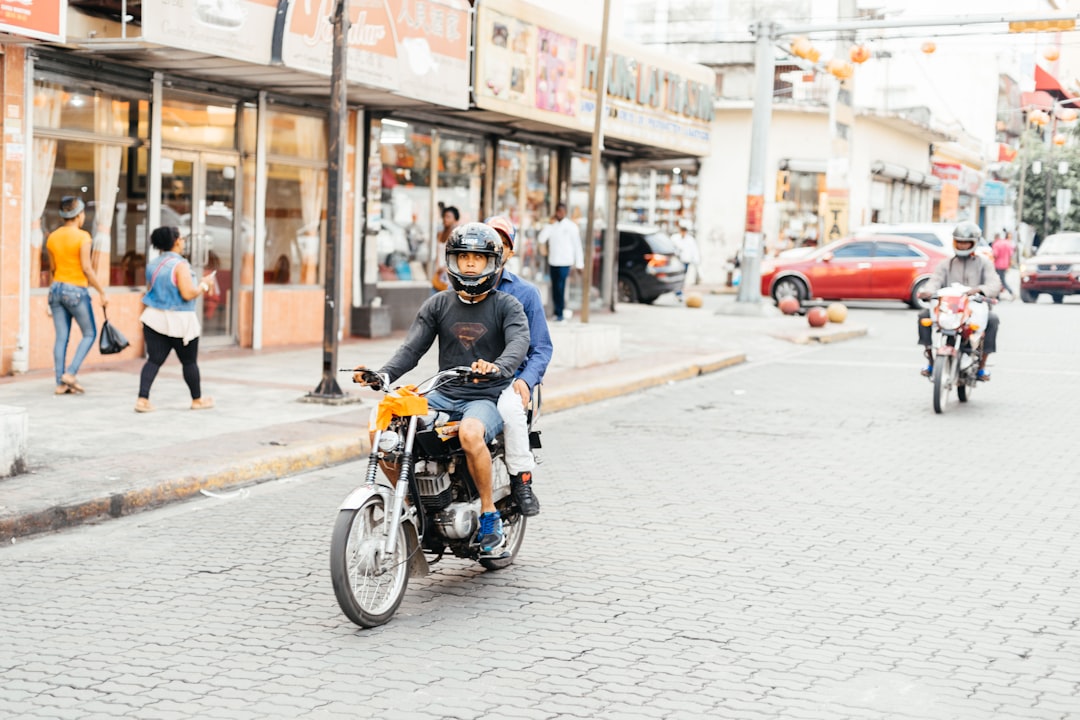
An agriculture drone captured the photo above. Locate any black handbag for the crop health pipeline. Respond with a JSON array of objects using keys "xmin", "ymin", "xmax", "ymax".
[{"xmin": 99, "ymin": 308, "xmax": 130, "ymax": 355}]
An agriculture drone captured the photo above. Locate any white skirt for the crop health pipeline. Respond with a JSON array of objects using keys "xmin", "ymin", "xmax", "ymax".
[{"xmin": 140, "ymin": 307, "xmax": 201, "ymax": 346}]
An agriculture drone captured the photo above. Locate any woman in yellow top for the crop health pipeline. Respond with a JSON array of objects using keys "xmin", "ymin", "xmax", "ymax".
[{"xmin": 45, "ymin": 195, "xmax": 108, "ymax": 394}]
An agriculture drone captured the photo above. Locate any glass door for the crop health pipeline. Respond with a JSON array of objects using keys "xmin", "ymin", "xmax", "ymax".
[{"xmin": 162, "ymin": 151, "xmax": 239, "ymax": 342}]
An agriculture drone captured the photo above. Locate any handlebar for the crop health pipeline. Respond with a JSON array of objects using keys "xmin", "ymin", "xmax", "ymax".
[{"xmin": 337, "ymin": 365, "xmax": 500, "ymax": 394}]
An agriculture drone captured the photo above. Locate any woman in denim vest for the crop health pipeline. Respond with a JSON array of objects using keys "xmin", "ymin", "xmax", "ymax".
[
  {"xmin": 45, "ymin": 195, "xmax": 108, "ymax": 395},
  {"xmin": 135, "ymin": 226, "xmax": 215, "ymax": 413}
]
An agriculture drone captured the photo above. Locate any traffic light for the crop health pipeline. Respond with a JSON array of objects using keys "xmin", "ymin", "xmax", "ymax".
[{"xmin": 1008, "ymin": 19, "xmax": 1076, "ymax": 33}]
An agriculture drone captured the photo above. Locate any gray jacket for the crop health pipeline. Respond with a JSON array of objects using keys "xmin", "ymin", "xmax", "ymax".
[{"xmin": 924, "ymin": 254, "xmax": 1001, "ymax": 297}]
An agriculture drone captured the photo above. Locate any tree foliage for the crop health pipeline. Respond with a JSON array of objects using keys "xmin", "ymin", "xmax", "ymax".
[{"xmin": 1018, "ymin": 126, "xmax": 1080, "ymax": 239}]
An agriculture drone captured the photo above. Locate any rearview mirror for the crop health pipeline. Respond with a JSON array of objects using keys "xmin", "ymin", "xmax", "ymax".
[{"xmin": 821, "ymin": 252, "xmax": 834, "ymax": 262}]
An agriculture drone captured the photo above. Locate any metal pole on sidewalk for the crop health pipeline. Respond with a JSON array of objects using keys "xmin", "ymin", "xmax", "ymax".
[
  {"xmin": 733, "ymin": 20, "xmax": 776, "ymax": 308},
  {"xmin": 581, "ymin": 0, "xmax": 612, "ymax": 324},
  {"xmin": 310, "ymin": 0, "xmax": 348, "ymax": 399}
]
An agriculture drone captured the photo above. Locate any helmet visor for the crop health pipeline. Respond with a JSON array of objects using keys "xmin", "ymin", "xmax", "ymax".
[{"xmin": 447, "ymin": 251, "xmax": 498, "ymax": 278}]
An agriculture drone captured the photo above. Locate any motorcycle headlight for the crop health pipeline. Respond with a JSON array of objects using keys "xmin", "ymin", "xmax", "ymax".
[
  {"xmin": 377, "ymin": 430, "xmax": 401, "ymax": 453},
  {"xmin": 1020, "ymin": 262, "xmax": 1030, "ymax": 274},
  {"xmin": 937, "ymin": 311, "xmax": 962, "ymax": 331}
]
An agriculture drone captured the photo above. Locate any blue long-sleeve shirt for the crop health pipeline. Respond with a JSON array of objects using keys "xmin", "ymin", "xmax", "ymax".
[{"xmin": 497, "ymin": 270, "xmax": 553, "ymax": 391}]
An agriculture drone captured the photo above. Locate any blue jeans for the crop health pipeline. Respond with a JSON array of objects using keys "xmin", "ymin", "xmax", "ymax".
[
  {"xmin": 550, "ymin": 265, "xmax": 571, "ymax": 320},
  {"xmin": 48, "ymin": 282, "xmax": 96, "ymax": 385},
  {"xmin": 425, "ymin": 390, "xmax": 503, "ymax": 443}
]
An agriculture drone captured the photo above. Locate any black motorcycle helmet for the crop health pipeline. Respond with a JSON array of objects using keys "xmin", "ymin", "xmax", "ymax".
[
  {"xmin": 445, "ymin": 222, "xmax": 505, "ymax": 301},
  {"xmin": 952, "ymin": 221, "xmax": 981, "ymax": 257}
]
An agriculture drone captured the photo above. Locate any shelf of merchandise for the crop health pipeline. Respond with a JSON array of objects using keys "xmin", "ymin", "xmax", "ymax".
[{"xmin": 618, "ymin": 168, "xmax": 698, "ymax": 235}]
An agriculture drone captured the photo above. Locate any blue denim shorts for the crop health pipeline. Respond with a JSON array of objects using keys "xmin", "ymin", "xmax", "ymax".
[{"xmin": 424, "ymin": 390, "xmax": 503, "ymax": 443}]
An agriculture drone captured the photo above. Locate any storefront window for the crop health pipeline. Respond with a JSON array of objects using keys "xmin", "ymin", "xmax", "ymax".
[
  {"xmin": 493, "ymin": 141, "xmax": 552, "ymax": 280},
  {"xmin": 32, "ymin": 79, "xmax": 148, "ymax": 288},
  {"xmin": 161, "ymin": 97, "xmax": 236, "ymax": 150},
  {"xmin": 777, "ymin": 170, "xmax": 825, "ymax": 253},
  {"xmin": 376, "ymin": 120, "xmax": 433, "ymax": 281},
  {"xmin": 261, "ymin": 110, "xmax": 327, "ymax": 286}
]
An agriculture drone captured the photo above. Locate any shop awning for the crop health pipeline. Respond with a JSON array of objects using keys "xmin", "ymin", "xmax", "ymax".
[
  {"xmin": 1035, "ymin": 65, "xmax": 1074, "ymax": 99},
  {"xmin": 1021, "ymin": 90, "xmax": 1056, "ymax": 111}
]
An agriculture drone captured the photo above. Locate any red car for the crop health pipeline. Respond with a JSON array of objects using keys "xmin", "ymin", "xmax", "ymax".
[{"xmin": 760, "ymin": 234, "xmax": 951, "ymax": 309}]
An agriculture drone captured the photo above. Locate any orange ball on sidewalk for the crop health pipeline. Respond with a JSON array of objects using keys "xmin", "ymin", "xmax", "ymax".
[{"xmin": 807, "ymin": 307, "xmax": 828, "ymax": 327}]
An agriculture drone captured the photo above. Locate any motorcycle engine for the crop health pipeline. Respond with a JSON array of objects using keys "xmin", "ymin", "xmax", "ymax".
[{"xmin": 414, "ymin": 460, "xmax": 453, "ymax": 511}]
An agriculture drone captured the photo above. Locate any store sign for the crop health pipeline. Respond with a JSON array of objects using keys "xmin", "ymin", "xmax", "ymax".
[
  {"xmin": 281, "ymin": 0, "xmax": 471, "ymax": 110},
  {"xmin": 0, "ymin": 0, "xmax": 65, "ymax": 42},
  {"xmin": 474, "ymin": 0, "xmax": 714, "ymax": 156},
  {"xmin": 140, "ymin": 0, "xmax": 277, "ymax": 65},
  {"xmin": 980, "ymin": 180, "xmax": 1008, "ymax": 206}
]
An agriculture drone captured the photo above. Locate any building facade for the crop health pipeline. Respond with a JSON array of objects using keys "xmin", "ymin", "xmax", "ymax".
[{"xmin": 0, "ymin": 0, "xmax": 715, "ymax": 376}]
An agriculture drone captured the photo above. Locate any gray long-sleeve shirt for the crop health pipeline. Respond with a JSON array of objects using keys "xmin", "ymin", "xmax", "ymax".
[
  {"xmin": 924, "ymin": 254, "xmax": 1002, "ymax": 298},
  {"xmin": 378, "ymin": 290, "xmax": 530, "ymax": 401}
]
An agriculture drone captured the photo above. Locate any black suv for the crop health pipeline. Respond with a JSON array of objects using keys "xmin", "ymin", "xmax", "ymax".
[{"xmin": 617, "ymin": 226, "xmax": 685, "ymax": 304}]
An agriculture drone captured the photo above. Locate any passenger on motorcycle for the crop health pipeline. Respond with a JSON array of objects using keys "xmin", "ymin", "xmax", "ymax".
[
  {"xmin": 917, "ymin": 221, "xmax": 1002, "ymax": 379},
  {"xmin": 486, "ymin": 215, "xmax": 552, "ymax": 518},
  {"xmin": 353, "ymin": 223, "xmax": 529, "ymax": 554}
]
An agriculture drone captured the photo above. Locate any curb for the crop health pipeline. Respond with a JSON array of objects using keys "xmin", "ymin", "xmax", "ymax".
[
  {"xmin": 2, "ymin": 433, "xmax": 365, "ymax": 544},
  {"xmin": 773, "ymin": 325, "xmax": 869, "ymax": 345},
  {"xmin": 1, "ymin": 350, "xmax": 746, "ymax": 545}
]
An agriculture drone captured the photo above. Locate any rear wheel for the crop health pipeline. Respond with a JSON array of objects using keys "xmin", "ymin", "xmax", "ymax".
[
  {"xmin": 771, "ymin": 276, "xmax": 808, "ymax": 304},
  {"xmin": 330, "ymin": 496, "xmax": 409, "ymax": 628},
  {"xmin": 479, "ymin": 514, "xmax": 527, "ymax": 571},
  {"xmin": 932, "ymin": 355, "xmax": 954, "ymax": 414},
  {"xmin": 1020, "ymin": 289, "xmax": 1038, "ymax": 303},
  {"xmin": 617, "ymin": 277, "xmax": 640, "ymax": 304},
  {"xmin": 1052, "ymin": 293, "xmax": 1065, "ymax": 304}
]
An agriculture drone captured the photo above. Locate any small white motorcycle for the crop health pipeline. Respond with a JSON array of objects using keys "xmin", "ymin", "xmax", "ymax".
[{"xmin": 922, "ymin": 283, "xmax": 991, "ymax": 414}]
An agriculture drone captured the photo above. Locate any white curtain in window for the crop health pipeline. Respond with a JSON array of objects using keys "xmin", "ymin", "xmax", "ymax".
[
  {"xmin": 294, "ymin": 115, "xmax": 326, "ymax": 284},
  {"xmin": 93, "ymin": 96, "xmax": 123, "ymax": 276},
  {"xmin": 30, "ymin": 83, "xmax": 62, "ymax": 286}
]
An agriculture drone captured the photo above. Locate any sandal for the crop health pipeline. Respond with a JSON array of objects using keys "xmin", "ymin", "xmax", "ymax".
[
  {"xmin": 55, "ymin": 384, "xmax": 73, "ymax": 395},
  {"xmin": 134, "ymin": 398, "xmax": 155, "ymax": 413},
  {"xmin": 60, "ymin": 373, "xmax": 85, "ymax": 394},
  {"xmin": 190, "ymin": 397, "xmax": 215, "ymax": 410}
]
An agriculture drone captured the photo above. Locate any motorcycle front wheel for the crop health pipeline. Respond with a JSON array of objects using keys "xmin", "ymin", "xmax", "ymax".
[
  {"xmin": 479, "ymin": 514, "xmax": 527, "ymax": 571},
  {"xmin": 932, "ymin": 355, "xmax": 955, "ymax": 414},
  {"xmin": 330, "ymin": 496, "xmax": 409, "ymax": 628}
]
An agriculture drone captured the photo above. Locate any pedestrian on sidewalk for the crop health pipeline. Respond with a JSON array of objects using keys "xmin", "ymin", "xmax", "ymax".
[
  {"xmin": 537, "ymin": 202, "xmax": 584, "ymax": 321},
  {"xmin": 135, "ymin": 226, "xmax": 216, "ymax": 413},
  {"xmin": 992, "ymin": 230, "xmax": 1016, "ymax": 299},
  {"xmin": 45, "ymin": 195, "xmax": 108, "ymax": 395},
  {"xmin": 671, "ymin": 219, "xmax": 701, "ymax": 299}
]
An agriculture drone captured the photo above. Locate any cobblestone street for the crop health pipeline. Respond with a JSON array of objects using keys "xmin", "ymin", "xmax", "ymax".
[{"xmin": 2, "ymin": 299, "xmax": 1079, "ymax": 719}]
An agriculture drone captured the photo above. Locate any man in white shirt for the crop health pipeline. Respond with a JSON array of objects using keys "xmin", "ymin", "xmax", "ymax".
[
  {"xmin": 537, "ymin": 202, "xmax": 584, "ymax": 321},
  {"xmin": 671, "ymin": 220, "xmax": 701, "ymax": 300}
]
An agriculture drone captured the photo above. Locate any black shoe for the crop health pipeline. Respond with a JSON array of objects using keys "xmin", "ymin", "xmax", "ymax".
[{"xmin": 511, "ymin": 471, "xmax": 540, "ymax": 517}]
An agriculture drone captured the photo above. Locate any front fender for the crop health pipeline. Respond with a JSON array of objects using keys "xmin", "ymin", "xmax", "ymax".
[
  {"xmin": 338, "ymin": 484, "xmax": 391, "ymax": 511},
  {"xmin": 337, "ymin": 485, "xmax": 429, "ymax": 578}
]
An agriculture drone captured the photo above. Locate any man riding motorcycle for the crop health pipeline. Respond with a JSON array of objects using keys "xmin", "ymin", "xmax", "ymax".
[{"xmin": 917, "ymin": 221, "xmax": 1002, "ymax": 380}]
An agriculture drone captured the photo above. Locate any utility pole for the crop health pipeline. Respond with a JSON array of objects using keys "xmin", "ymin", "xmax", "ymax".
[
  {"xmin": 731, "ymin": 12, "xmax": 1080, "ymax": 309},
  {"xmin": 309, "ymin": 0, "xmax": 349, "ymax": 399},
  {"xmin": 581, "ymin": 0, "xmax": 612, "ymax": 324}
]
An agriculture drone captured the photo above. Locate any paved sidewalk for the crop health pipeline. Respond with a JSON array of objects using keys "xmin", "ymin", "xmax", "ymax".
[{"xmin": 0, "ymin": 290, "xmax": 867, "ymax": 543}]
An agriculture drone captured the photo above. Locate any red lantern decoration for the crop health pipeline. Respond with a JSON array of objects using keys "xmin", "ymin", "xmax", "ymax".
[
  {"xmin": 849, "ymin": 45, "xmax": 871, "ymax": 64},
  {"xmin": 921, "ymin": 41, "xmax": 936, "ymax": 54},
  {"xmin": 1044, "ymin": 47, "xmax": 1060, "ymax": 62},
  {"xmin": 1029, "ymin": 110, "xmax": 1049, "ymax": 127},
  {"xmin": 1054, "ymin": 133, "xmax": 1067, "ymax": 146},
  {"xmin": 1058, "ymin": 107, "xmax": 1078, "ymax": 123}
]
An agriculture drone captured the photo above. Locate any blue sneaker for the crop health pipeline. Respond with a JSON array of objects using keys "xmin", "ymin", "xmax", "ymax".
[
  {"xmin": 475, "ymin": 511, "xmax": 504, "ymax": 554},
  {"xmin": 921, "ymin": 364, "xmax": 933, "ymax": 377},
  {"xmin": 977, "ymin": 369, "xmax": 990, "ymax": 382}
]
